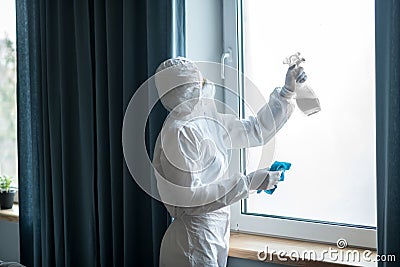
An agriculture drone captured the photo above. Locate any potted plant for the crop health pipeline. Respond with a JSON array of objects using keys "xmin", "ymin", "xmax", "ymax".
[{"xmin": 0, "ymin": 175, "xmax": 16, "ymax": 209}]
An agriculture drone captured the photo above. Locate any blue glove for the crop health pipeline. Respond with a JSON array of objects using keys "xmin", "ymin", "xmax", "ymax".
[{"xmin": 257, "ymin": 161, "xmax": 291, "ymax": 194}]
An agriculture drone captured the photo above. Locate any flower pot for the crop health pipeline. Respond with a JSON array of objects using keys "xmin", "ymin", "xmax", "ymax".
[{"xmin": 0, "ymin": 190, "xmax": 16, "ymax": 209}]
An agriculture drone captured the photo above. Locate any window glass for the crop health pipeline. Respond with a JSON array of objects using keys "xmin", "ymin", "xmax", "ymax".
[{"xmin": 242, "ymin": 0, "xmax": 376, "ymax": 227}]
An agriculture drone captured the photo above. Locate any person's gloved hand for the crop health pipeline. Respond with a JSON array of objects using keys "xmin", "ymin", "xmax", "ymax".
[
  {"xmin": 257, "ymin": 161, "xmax": 291, "ymax": 194},
  {"xmin": 284, "ymin": 65, "xmax": 307, "ymax": 93},
  {"xmin": 247, "ymin": 168, "xmax": 282, "ymax": 191}
]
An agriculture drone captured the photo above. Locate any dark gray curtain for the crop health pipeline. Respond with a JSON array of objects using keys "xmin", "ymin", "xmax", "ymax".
[
  {"xmin": 375, "ymin": 0, "xmax": 400, "ymax": 265},
  {"xmin": 16, "ymin": 0, "xmax": 185, "ymax": 266}
]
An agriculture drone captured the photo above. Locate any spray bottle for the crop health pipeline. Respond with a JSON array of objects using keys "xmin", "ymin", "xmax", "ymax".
[{"xmin": 283, "ymin": 52, "xmax": 321, "ymax": 116}]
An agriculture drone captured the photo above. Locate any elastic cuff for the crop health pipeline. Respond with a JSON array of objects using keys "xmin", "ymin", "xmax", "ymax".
[{"xmin": 279, "ymin": 86, "xmax": 295, "ymax": 99}]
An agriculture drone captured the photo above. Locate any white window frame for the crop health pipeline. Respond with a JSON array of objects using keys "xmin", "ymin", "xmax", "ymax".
[{"xmin": 222, "ymin": 0, "xmax": 377, "ymax": 249}]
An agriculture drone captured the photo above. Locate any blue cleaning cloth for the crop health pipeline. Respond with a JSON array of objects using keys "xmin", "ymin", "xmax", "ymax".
[{"xmin": 257, "ymin": 161, "xmax": 291, "ymax": 194}]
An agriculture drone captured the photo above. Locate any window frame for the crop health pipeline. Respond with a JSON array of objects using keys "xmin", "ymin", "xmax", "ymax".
[{"xmin": 223, "ymin": 0, "xmax": 377, "ymax": 249}]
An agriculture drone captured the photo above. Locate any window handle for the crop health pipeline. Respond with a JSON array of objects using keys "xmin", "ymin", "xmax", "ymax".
[{"xmin": 221, "ymin": 49, "xmax": 232, "ymax": 79}]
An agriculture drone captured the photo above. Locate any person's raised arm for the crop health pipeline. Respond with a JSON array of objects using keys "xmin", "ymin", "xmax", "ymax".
[{"xmin": 220, "ymin": 66, "xmax": 306, "ymax": 149}]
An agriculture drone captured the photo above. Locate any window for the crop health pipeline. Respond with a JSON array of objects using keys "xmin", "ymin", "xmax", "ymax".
[
  {"xmin": 0, "ymin": 0, "xmax": 18, "ymax": 187},
  {"xmin": 224, "ymin": 0, "xmax": 376, "ymax": 248}
]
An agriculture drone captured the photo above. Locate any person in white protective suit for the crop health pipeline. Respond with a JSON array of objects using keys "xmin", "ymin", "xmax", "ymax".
[{"xmin": 152, "ymin": 57, "xmax": 306, "ymax": 267}]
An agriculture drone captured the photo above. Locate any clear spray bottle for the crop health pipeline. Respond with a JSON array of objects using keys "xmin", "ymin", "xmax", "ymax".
[{"xmin": 283, "ymin": 52, "xmax": 321, "ymax": 116}]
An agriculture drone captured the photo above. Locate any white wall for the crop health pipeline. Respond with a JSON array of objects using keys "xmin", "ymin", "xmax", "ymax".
[
  {"xmin": 186, "ymin": 0, "xmax": 223, "ymax": 62},
  {"xmin": 186, "ymin": 0, "xmax": 225, "ymax": 106}
]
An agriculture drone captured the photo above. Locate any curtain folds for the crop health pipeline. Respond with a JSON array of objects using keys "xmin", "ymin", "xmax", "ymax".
[
  {"xmin": 16, "ymin": 0, "xmax": 185, "ymax": 266},
  {"xmin": 375, "ymin": 0, "xmax": 400, "ymax": 266}
]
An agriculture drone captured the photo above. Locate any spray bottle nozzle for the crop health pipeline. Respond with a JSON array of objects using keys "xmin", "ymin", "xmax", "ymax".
[{"xmin": 283, "ymin": 52, "xmax": 306, "ymax": 68}]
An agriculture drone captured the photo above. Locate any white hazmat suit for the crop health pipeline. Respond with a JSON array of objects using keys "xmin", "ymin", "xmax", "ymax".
[{"xmin": 152, "ymin": 57, "xmax": 304, "ymax": 267}]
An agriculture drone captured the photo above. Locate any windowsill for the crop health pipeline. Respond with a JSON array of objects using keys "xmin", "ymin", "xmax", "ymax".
[
  {"xmin": 229, "ymin": 232, "xmax": 377, "ymax": 267},
  {"xmin": 0, "ymin": 204, "xmax": 19, "ymax": 222}
]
